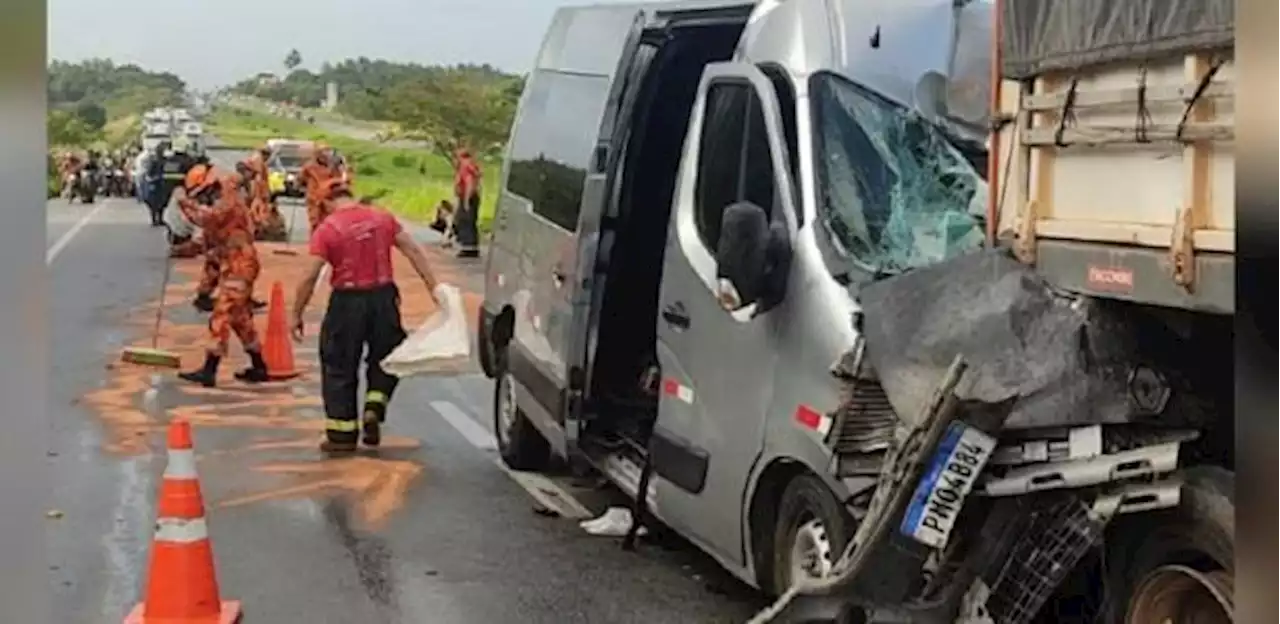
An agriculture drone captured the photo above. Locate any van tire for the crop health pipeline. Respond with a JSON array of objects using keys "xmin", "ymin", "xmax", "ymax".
[
  {"xmin": 767, "ymin": 474, "xmax": 855, "ymax": 598},
  {"xmin": 477, "ymin": 309, "xmax": 496, "ymax": 378},
  {"xmin": 1106, "ymin": 466, "xmax": 1234, "ymax": 623},
  {"xmin": 493, "ymin": 369, "xmax": 551, "ymax": 472}
]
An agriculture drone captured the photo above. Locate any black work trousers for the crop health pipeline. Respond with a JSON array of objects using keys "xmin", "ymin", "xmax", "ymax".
[
  {"xmin": 454, "ymin": 192, "xmax": 481, "ymax": 250},
  {"xmin": 319, "ymin": 283, "xmax": 409, "ymax": 444},
  {"xmin": 146, "ymin": 179, "xmax": 172, "ymax": 223}
]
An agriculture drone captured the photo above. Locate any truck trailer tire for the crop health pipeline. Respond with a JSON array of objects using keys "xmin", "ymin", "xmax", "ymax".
[
  {"xmin": 768, "ymin": 474, "xmax": 855, "ymax": 598},
  {"xmin": 493, "ymin": 367, "xmax": 551, "ymax": 471},
  {"xmin": 1111, "ymin": 466, "xmax": 1234, "ymax": 623}
]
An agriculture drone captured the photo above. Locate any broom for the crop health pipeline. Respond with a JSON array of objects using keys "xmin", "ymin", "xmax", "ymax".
[{"xmin": 120, "ymin": 250, "xmax": 182, "ymax": 368}]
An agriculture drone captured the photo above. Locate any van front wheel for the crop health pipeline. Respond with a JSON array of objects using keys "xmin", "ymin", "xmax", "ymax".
[
  {"xmin": 768, "ymin": 474, "xmax": 855, "ymax": 597},
  {"xmin": 493, "ymin": 370, "xmax": 551, "ymax": 471}
]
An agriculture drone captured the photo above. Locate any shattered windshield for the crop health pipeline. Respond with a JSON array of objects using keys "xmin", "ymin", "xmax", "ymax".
[{"xmin": 811, "ymin": 72, "xmax": 987, "ymax": 274}]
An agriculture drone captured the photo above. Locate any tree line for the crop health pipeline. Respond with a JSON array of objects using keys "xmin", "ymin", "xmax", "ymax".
[
  {"xmin": 228, "ymin": 50, "xmax": 524, "ymax": 161},
  {"xmin": 47, "ymin": 58, "xmax": 187, "ymax": 148}
]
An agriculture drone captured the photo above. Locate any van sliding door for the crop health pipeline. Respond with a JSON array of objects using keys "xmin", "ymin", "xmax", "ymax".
[
  {"xmin": 496, "ymin": 6, "xmax": 658, "ymax": 456},
  {"xmin": 564, "ymin": 10, "xmax": 656, "ymax": 445}
]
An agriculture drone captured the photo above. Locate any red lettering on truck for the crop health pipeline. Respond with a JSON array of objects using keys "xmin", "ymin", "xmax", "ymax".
[{"xmin": 1086, "ymin": 265, "xmax": 1134, "ymax": 292}]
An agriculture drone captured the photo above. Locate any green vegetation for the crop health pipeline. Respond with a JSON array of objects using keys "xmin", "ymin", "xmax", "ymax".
[
  {"xmin": 220, "ymin": 55, "xmax": 533, "ymax": 229},
  {"xmin": 46, "ymin": 58, "xmax": 186, "ymax": 197},
  {"xmin": 208, "ymin": 108, "xmax": 500, "ymax": 231},
  {"xmin": 227, "ymin": 57, "xmax": 521, "ymax": 162},
  {"xmin": 47, "ymin": 58, "xmax": 187, "ymax": 150}
]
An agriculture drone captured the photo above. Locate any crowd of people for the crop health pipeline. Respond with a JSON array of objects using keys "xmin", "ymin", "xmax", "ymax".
[
  {"xmin": 58, "ymin": 136, "xmax": 481, "ymax": 453},
  {"xmin": 164, "ymin": 141, "xmax": 443, "ymax": 454},
  {"xmin": 55, "ymin": 147, "xmax": 139, "ymax": 200}
]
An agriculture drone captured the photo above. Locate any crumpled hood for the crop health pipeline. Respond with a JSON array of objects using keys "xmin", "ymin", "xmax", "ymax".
[{"xmin": 857, "ymin": 248, "xmax": 1215, "ymax": 431}]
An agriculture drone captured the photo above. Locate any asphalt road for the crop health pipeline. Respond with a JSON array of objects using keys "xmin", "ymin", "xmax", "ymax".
[{"xmin": 45, "ymin": 183, "xmax": 765, "ymax": 622}]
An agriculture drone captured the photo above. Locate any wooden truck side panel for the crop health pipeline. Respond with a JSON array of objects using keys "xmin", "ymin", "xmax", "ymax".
[{"xmin": 993, "ymin": 51, "xmax": 1235, "ymax": 313}]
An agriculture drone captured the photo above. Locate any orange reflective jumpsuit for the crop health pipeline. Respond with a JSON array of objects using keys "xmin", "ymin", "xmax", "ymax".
[
  {"xmin": 177, "ymin": 173, "xmax": 270, "ymax": 387},
  {"xmin": 245, "ymin": 150, "xmax": 273, "ymax": 226},
  {"xmin": 299, "ymin": 147, "xmax": 336, "ymax": 234},
  {"xmin": 170, "ymin": 234, "xmax": 205, "ymax": 259}
]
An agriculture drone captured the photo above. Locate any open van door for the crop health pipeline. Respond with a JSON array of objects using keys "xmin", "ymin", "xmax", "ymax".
[
  {"xmin": 649, "ymin": 62, "xmax": 800, "ymax": 566},
  {"xmin": 563, "ymin": 8, "xmax": 654, "ymax": 449},
  {"xmin": 491, "ymin": 5, "xmax": 664, "ymax": 462}
]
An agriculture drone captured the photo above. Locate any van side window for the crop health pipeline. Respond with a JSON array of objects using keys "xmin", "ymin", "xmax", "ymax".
[
  {"xmin": 506, "ymin": 69, "xmax": 613, "ymax": 232},
  {"xmin": 693, "ymin": 82, "xmax": 777, "ymax": 252}
]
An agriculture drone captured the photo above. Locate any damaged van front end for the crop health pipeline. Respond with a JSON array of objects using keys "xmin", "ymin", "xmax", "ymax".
[{"xmin": 744, "ymin": 0, "xmax": 1234, "ymax": 622}]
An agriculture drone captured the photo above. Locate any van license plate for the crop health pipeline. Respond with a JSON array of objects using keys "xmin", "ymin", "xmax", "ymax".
[{"xmin": 900, "ymin": 422, "xmax": 996, "ymax": 550}]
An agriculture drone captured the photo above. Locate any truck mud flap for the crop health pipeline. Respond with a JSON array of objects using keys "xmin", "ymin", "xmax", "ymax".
[{"xmin": 650, "ymin": 425, "xmax": 709, "ymax": 495}]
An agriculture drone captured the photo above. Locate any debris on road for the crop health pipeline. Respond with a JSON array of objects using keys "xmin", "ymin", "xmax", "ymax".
[{"xmin": 580, "ymin": 507, "xmax": 647, "ymax": 538}]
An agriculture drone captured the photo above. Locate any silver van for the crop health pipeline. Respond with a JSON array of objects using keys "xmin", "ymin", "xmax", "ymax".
[{"xmin": 478, "ymin": 0, "xmax": 993, "ymax": 599}]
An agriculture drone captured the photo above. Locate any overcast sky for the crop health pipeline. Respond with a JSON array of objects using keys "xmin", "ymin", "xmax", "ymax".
[{"xmin": 47, "ymin": 0, "xmax": 635, "ymax": 89}]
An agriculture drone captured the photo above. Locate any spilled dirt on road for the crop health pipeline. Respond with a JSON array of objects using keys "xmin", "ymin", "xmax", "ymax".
[{"xmin": 81, "ymin": 240, "xmax": 480, "ymax": 529}]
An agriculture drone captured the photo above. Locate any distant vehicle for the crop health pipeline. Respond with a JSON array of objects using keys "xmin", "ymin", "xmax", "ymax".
[
  {"xmin": 143, "ymin": 109, "xmax": 169, "ymax": 125},
  {"xmin": 141, "ymin": 129, "xmax": 172, "ymax": 154},
  {"xmin": 68, "ymin": 169, "xmax": 95, "ymax": 204},
  {"xmin": 265, "ymin": 139, "xmax": 313, "ymax": 199}
]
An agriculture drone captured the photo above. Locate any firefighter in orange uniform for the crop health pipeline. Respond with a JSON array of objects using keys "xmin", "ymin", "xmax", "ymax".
[
  {"xmin": 245, "ymin": 145, "xmax": 273, "ymax": 227},
  {"xmin": 298, "ymin": 142, "xmax": 336, "ymax": 234},
  {"xmin": 178, "ymin": 165, "xmax": 225, "ymax": 312},
  {"xmin": 176, "ymin": 168, "xmax": 270, "ymax": 387}
]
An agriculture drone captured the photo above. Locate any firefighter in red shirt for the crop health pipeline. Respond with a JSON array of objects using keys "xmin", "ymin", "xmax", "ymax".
[
  {"xmin": 290, "ymin": 178, "xmax": 442, "ymax": 453},
  {"xmin": 452, "ymin": 148, "xmax": 482, "ymax": 258}
]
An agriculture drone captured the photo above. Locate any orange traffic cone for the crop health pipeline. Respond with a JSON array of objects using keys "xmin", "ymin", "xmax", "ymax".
[
  {"xmin": 262, "ymin": 280, "xmax": 299, "ymax": 380},
  {"xmin": 125, "ymin": 419, "xmax": 241, "ymax": 624}
]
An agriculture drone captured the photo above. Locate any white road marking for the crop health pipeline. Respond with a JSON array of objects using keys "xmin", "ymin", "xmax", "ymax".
[
  {"xmin": 47, "ymin": 201, "xmax": 107, "ymax": 264},
  {"xmin": 429, "ymin": 399, "xmax": 593, "ymax": 520},
  {"xmin": 497, "ymin": 460, "xmax": 594, "ymax": 520},
  {"xmin": 429, "ymin": 400, "xmax": 495, "ymax": 450}
]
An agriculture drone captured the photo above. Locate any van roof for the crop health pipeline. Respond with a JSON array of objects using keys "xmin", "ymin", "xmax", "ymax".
[{"xmin": 737, "ymin": 0, "xmax": 992, "ymax": 137}]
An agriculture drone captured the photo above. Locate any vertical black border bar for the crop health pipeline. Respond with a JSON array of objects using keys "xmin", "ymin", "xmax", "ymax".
[
  {"xmin": 0, "ymin": 0, "xmax": 51, "ymax": 621},
  {"xmin": 1235, "ymin": 1, "xmax": 1277, "ymax": 622}
]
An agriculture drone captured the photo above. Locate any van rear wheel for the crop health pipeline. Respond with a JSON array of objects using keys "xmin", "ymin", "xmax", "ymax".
[
  {"xmin": 768, "ymin": 474, "xmax": 854, "ymax": 597},
  {"xmin": 493, "ymin": 369, "xmax": 551, "ymax": 471}
]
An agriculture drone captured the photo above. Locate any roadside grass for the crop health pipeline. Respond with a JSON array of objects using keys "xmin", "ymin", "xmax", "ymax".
[{"xmin": 208, "ymin": 108, "xmax": 498, "ymax": 231}]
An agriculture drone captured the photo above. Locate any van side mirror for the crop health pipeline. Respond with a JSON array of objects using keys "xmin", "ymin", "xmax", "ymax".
[{"xmin": 714, "ymin": 202, "xmax": 792, "ymax": 314}]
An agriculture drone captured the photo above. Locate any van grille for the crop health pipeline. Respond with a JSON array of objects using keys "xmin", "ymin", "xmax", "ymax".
[{"xmin": 830, "ymin": 378, "xmax": 898, "ymax": 455}]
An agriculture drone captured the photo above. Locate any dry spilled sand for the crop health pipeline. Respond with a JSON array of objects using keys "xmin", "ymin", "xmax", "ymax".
[{"xmin": 81, "ymin": 241, "xmax": 483, "ymax": 529}]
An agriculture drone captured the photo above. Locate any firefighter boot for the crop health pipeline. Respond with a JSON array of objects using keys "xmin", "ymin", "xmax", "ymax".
[
  {"xmin": 178, "ymin": 353, "xmax": 221, "ymax": 388},
  {"xmin": 320, "ymin": 436, "xmax": 358, "ymax": 454},
  {"xmin": 233, "ymin": 349, "xmax": 270, "ymax": 383},
  {"xmin": 362, "ymin": 403, "xmax": 386, "ymax": 447},
  {"xmin": 192, "ymin": 292, "xmax": 215, "ymax": 313}
]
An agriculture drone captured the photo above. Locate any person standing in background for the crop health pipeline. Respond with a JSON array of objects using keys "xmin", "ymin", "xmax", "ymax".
[
  {"xmin": 299, "ymin": 143, "xmax": 337, "ymax": 234},
  {"xmin": 452, "ymin": 148, "xmax": 482, "ymax": 259},
  {"xmin": 133, "ymin": 149, "xmax": 151, "ymax": 204}
]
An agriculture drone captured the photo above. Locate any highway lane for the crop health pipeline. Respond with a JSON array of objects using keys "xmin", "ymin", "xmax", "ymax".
[{"xmin": 44, "ymin": 185, "xmax": 765, "ymax": 622}]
